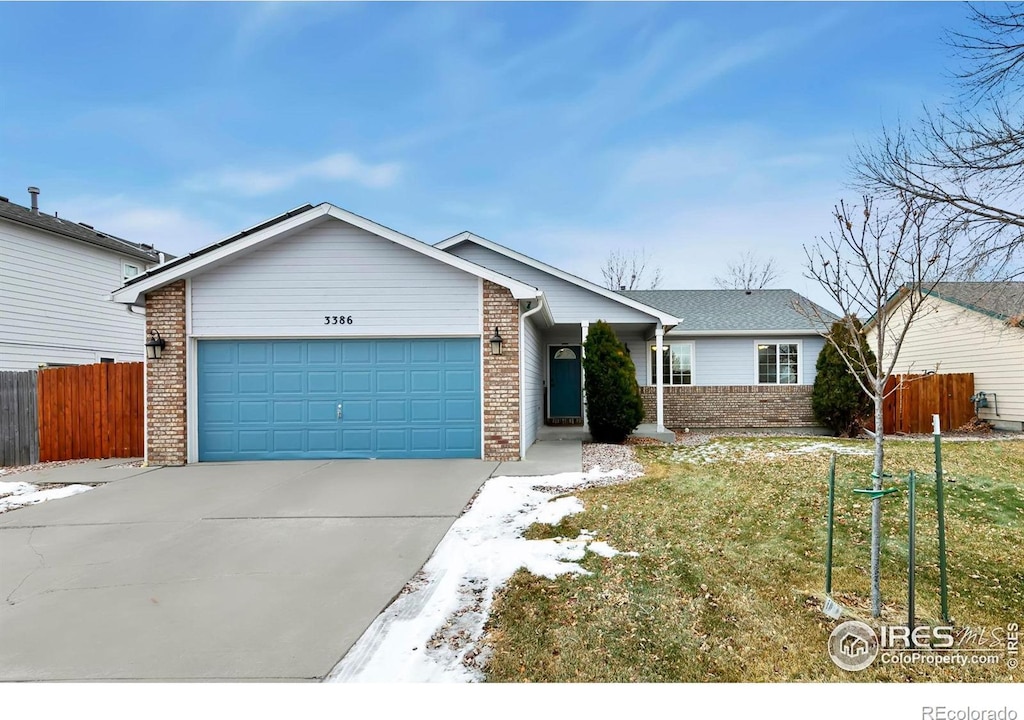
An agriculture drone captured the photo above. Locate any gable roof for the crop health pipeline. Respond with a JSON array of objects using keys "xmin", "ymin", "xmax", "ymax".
[
  {"xmin": 111, "ymin": 203, "xmax": 542, "ymax": 306},
  {"xmin": 0, "ymin": 196, "xmax": 165, "ymax": 264},
  {"xmin": 435, "ymin": 232, "xmax": 680, "ymax": 326},
  {"xmin": 620, "ymin": 289, "xmax": 836, "ymax": 334},
  {"xmin": 926, "ymin": 282, "xmax": 1024, "ymax": 321}
]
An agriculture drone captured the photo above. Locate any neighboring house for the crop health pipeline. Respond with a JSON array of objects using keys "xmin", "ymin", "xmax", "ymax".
[
  {"xmin": 111, "ymin": 203, "xmax": 831, "ymax": 465},
  {"xmin": 620, "ymin": 289, "xmax": 835, "ymax": 430},
  {"xmin": 0, "ymin": 188, "xmax": 169, "ymax": 370},
  {"xmin": 867, "ymin": 282, "xmax": 1024, "ymax": 432}
]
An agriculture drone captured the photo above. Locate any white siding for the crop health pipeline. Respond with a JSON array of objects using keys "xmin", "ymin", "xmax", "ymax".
[
  {"xmin": 190, "ymin": 219, "xmax": 481, "ymax": 338},
  {"xmin": 522, "ymin": 315, "xmax": 543, "ymax": 451},
  {"xmin": 0, "ymin": 220, "xmax": 146, "ymax": 370},
  {"xmin": 654, "ymin": 334, "xmax": 825, "ymax": 386},
  {"xmin": 447, "ymin": 243, "xmax": 656, "ymax": 324},
  {"xmin": 873, "ymin": 296, "xmax": 1024, "ymax": 425}
]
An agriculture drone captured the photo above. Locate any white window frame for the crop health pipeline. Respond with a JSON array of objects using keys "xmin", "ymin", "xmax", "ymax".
[
  {"xmin": 122, "ymin": 260, "xmax": 142, "ymax": 284},
  {"xmin": 754, "ymin": 339, "xmax": 802, "ymax": 385},
  {"xmin": 649, "ymin": 341, "xmax": 695, "ymax": 386}
]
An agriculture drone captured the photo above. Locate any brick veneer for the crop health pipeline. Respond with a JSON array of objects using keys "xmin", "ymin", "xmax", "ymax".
[
  {"xmin": 145, "ymin": 281, "xmax": 187, "ymax": 465},
  {"xmin": 641, "ymin": 384, "xmax": 818, "ymax": 428},
  {"xmin": 482, "ymin": 280, "xmax": 521, "ymax": 460}
]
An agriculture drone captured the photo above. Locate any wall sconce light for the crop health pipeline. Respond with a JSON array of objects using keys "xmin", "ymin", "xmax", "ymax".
[
  {"xmin": 489, "ymin": 326, "xmax": 503, "ymax": 356},
  {"xmin": 145, "ymin": 330, "xmax": 166, "ymax": 360}
]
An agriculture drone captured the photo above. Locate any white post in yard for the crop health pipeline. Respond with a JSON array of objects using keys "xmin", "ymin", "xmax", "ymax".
[
  {"xmin": 581, "ymin": 322, "xmax": 589, "ymax": 427},
  {"xmin": 655, "ymin": 322, "xmax": 665, "ymax": 432}
]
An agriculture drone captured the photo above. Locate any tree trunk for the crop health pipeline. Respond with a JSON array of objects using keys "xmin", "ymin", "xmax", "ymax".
[{"xmin": 870, "ymin": 393, "xmax": 885, "ymax": 617}]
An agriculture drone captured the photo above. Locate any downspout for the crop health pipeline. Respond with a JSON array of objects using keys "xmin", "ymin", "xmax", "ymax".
[{"xmin": 519, "ymin": 295, "xmax": 545, "ymax": 459}]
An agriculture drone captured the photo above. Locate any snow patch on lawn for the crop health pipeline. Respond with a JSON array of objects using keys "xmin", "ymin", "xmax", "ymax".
[
  {"xmin": 0, "ymin": 482, "xmax": 93, "ymax": 513},
  {"xmin": 326, "ymin": 469, "xmax": 639, "ymax": 683}
]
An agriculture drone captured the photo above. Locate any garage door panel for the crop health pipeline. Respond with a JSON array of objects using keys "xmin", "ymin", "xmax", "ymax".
[
  {"xmin": 376, "ymin": 400, "xmax": 407, "ymax": 422},
  {"xmin": 308, "ymin": 400, "xmax": 337, "ymax": 422},
  {"xmin": 341, "ymin": 429, "xmax": 372, "ymax": 452},
  {"xmin": 411, "ymin": 399, "xmax": 441, "ymax": 422},
  {"xmin": 273, "ymin": 343, "xmax": 303, "ymax": 364},
  {"xmin": 238, "ymin": 430, "xmax": 270, "ymax": 452},
  {"xmin": 411, "ymin": 370, "xmax": 441, "ymax": 392},
  {"xmin": 238, "ymin": 343, "xmax": 269, "ymax": 364},
  {"xmin": 376, "ymin": 344, "xmax": 406, "ymax": 364},
  {"xmin": 445, "ymin": 370, "xmax": 475, "ymax": 392},
  {"xmin": 198, "ymin": 339, "xmax": 480, "ymax": 460},
  {"xmin": 204, "ymin": 372, "xmax": 236, "ymax": 394},
  {"xmin": 445, "ymin": 428, "xmax": 477, "ymax": 451},
  {"xmin": 273, "ymin": 401, "xmax": 304, "ymax": 423},
  {"xmin": 272, "ymin": 372, "xmax": 303, "ymax": 393},
  {"xmin": 238, "ymin": 372, "xmax": 268, "ymax": 394},
  {"xmin": 308, "ymin": 429, "xmax": 339, "ymax": 452},
  {"xmin": 376, "ymin": 371, "xmax": 406, "ymax": 392},
  {"xmin": 307, "ymin": 371, "xmax": 339, "ymax": 393},
  {"xmin": 237, "ymin": 401, "xmax": 268, "ymax": 423}
]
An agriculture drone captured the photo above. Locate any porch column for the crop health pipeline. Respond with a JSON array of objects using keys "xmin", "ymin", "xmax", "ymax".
[
  {"xmin": 581, "ymin": 322, "xmax": 589, "ymax": 427},
  {"xmin": 655, "ymin": 321, "xmax": 666, "ymax": 432}
]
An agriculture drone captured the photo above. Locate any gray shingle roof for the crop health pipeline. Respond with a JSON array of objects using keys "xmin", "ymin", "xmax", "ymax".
[
  {"xmin": 619, "ymin": 289, "xmax": 836, "ymax": 332},
  {"xmin": 0, "ymin": 196, "xmax": 166, "ymax": 263},
  {"xmin": 928, "ymin": 282, "xmax": 1024, "ymax": 321}
]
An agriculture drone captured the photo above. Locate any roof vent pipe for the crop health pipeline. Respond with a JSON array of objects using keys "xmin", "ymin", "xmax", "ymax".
[{"xmin": 27, "ymin": 186, "xmax": 40, "ymax": 213}]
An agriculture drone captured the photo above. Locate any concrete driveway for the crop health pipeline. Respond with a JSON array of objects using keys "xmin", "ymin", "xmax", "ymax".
[{"xmin": 0, "ymin": 459, "xmax": 497, "ymax": 681}]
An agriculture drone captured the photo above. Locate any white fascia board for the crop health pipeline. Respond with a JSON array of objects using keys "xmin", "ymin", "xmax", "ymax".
[
  {"xmin": 111, "ymin": 203, "xmax": 541, "ymax": 305},
  {"xmin": 323, "ymin": 207, "xmax": 540, "ymax": 300},
  {"xmin": 436, "ymin": 232, "xmax": 681, "ymax": 326}
]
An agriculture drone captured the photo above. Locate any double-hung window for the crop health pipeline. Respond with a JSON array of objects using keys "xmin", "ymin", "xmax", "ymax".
[
  {"xmin": 757, "ymin": 342, "xmax": 800, "ymax": 384},
  {"xmin": 649, "ymin": 342, "xmax": 694, "ymax": 385}
]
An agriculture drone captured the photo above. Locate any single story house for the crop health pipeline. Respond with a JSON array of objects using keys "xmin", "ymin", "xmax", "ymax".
[
  {"xmin": 1, "ymin": 188, "xmax": 168, "ymax": 370},
  {"xmin": 112, "ymin": 203, "xmax": 832, "ymax": 464},
  {"xmin": 867, "ymin": 282, "xmax": 1024, "ymax": 432}
]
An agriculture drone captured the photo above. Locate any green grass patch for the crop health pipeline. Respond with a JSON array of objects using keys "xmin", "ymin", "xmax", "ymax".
[{"xmin": 482, "ymin": 437, "xmax": 1024, "ymax": 682}]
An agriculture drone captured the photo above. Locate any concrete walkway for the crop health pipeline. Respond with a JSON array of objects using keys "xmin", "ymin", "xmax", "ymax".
[{"xmin": 0, "ymin": 442, "xmax": 582, "ymax": 682}]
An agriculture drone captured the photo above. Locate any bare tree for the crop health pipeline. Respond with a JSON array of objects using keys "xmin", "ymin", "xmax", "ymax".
[
  {"xmin": 854, "ymin": 3, "xmax": 1024, "ymax": 281},
  {"xmin": 799, "ymin": 193, "xmax": 956, "ymax": 618},
  {"xmin": 712, "ymin": 251, "xmax": 779, "ymax": 290},
  {"xmin": 601, "ymin": 248, "xmax": 662, "ymax": 290}
]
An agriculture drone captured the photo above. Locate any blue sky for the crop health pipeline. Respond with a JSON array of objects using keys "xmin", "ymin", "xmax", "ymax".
[{"xmin": 0, "ymin": 2, "xmax": 974, "ymax": 307}]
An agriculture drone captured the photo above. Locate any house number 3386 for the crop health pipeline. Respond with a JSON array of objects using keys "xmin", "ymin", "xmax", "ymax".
[{"xmin": 324, "ymin": 316, "xmax": 354, "ymax": 325}]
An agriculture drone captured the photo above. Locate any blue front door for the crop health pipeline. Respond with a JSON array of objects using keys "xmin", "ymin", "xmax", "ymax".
[
  {"xmin": 549, "ymin": 346, "xmax": 582, "ymax": 418},
  {"xmin": 197, "ymin": 338, "xmax": 481, "ymax": 461}
]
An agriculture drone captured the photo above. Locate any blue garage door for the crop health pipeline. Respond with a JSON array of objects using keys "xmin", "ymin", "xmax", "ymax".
[{"xmin": 197, "ymin": 339, "xmax": 481, "ymax": 461}]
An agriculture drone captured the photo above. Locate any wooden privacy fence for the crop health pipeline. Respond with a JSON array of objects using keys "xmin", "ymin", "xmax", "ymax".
[
  {"xmin": 1, "ymin": 370, "xmax": 40, "ymax": 467},
  {"xmin": 879, "ymin": 372, "xmax": 975, "ymax": 435},
  {"xmin": 36, "ymin": 362, "xmax": 144, "ymax": 462}
]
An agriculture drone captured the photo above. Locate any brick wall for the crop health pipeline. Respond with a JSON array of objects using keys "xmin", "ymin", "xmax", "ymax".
[
  {"xmin": 145, "ymin": 281, "xmax": 187, "ymax": 465},
  {"xmin": 641, "ymin": 384, "xmax": 818, "ymax": 428},
  {"xmin": 482, "ymin": 280, "xmax": 520, "ymax": 460}
]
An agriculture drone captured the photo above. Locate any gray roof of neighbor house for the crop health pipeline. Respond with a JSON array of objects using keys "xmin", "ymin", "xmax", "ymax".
[
  {"xmin": 928, "ymin": 282, "xmax": 1024, "ymax": 321},
  {"xmin": 620, "ymin": 289, "xmax": 837, "ymax": 332},
  {"xmin": 0, "ymin": 195, "xmax": 167, "ymax": 264}
]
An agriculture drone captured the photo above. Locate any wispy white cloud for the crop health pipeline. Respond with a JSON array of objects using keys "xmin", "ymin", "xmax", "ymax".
[
  {"xmin": 54, "ymin": 195, "xmax": 228, "ymax": 259},
  {"xmin": 189, "ymin": 152, "xmax": 403, "ymax": 197}
]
